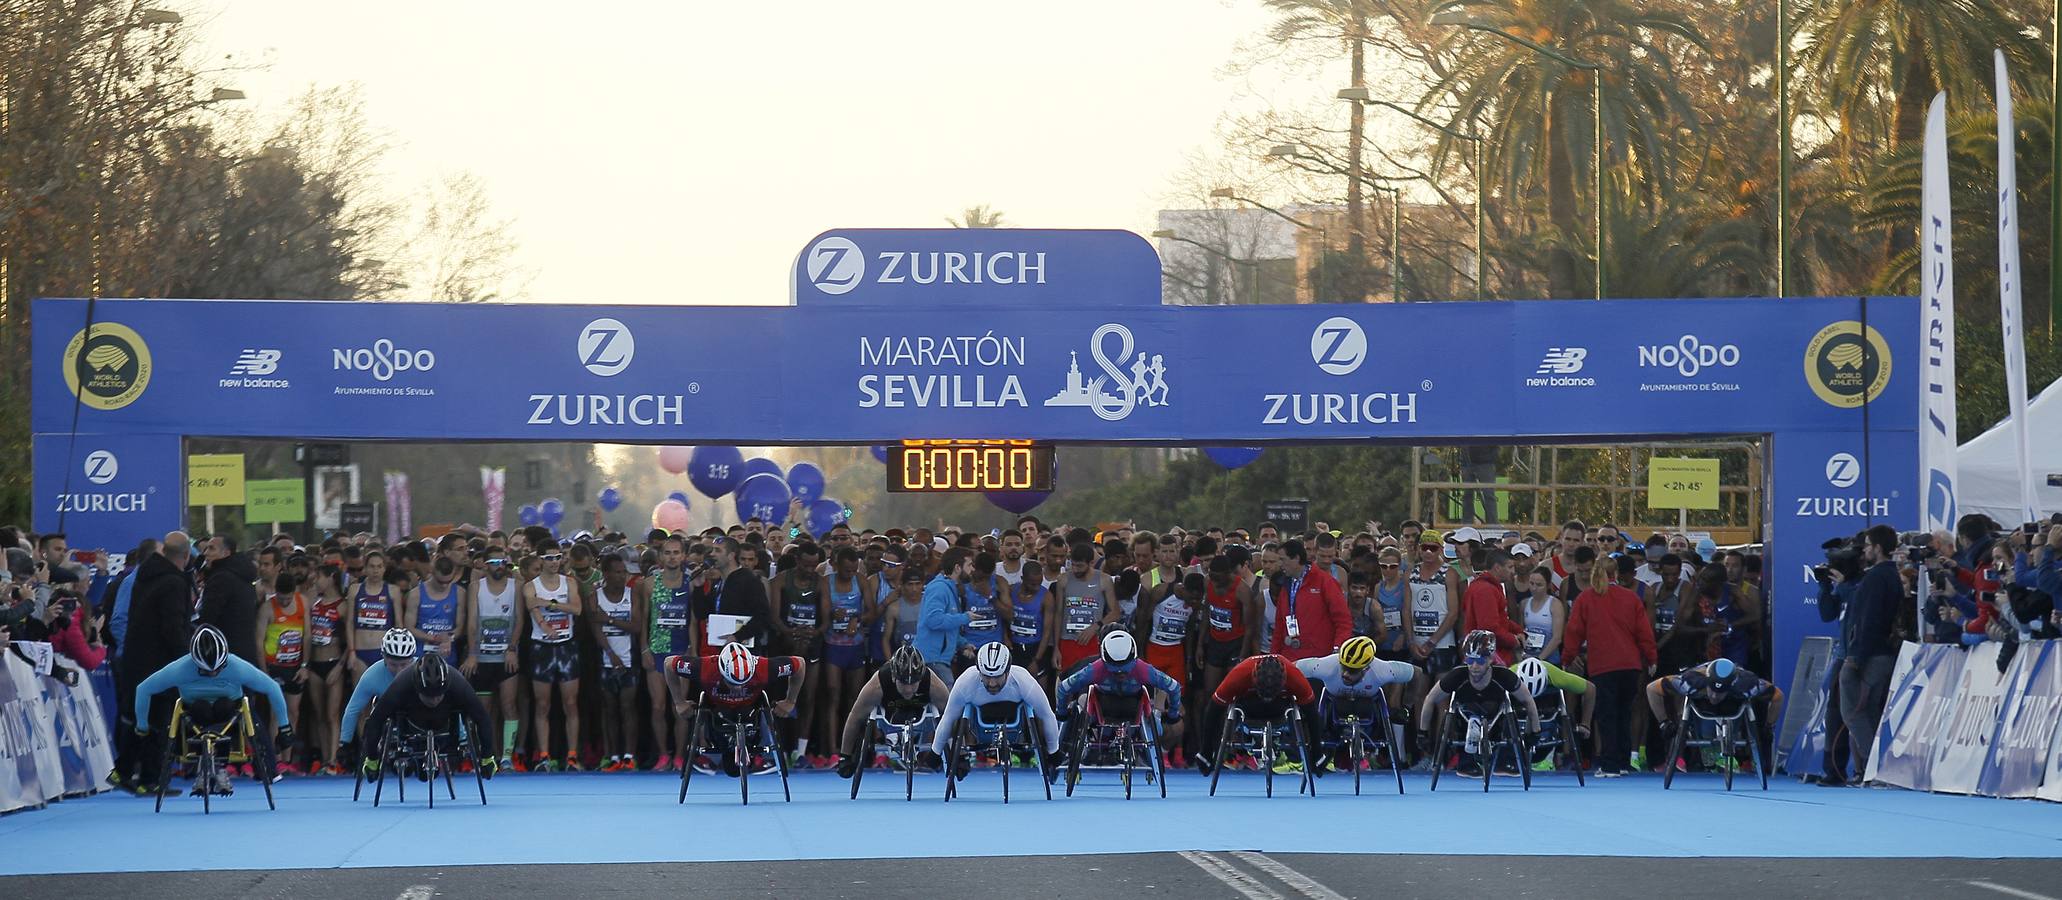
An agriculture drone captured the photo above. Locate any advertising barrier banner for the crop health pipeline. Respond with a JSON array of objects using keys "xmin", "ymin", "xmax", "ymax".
[
  {"xmin": 1867, "ymin": 642, "xmax": 1966, "ymax": 790},
  {"xmin": 0, "ymin": 648, "xmax": 115, "ymax": 813},
  {"xmin": 1980, "ymin": 641, "xmax": 2062, "ymax": 797},
  {"xmin": 1930, "ymin": 641, "xmax": 2012, "ymax": 795}
]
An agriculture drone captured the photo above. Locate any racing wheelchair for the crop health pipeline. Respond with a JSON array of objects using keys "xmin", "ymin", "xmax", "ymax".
[
  {"xmin": 1206, "ymin": 700, "xmax": 1317, "ymax": 799},
  {"xmin": 1661, "ymin": 694, "xmax": 1768, "ymax": 791},
  {"xmin": 361, "ymin": 713, "xmax": 488, "ymax": 808},
  {"xmin": 1313, "ymin": 688, "xmax": 1405, "ymax": 796},
  {"xmin": 677, "ymin": 692, "xmax": 791, "ymax": 805},
  {"xmin": 1059, "ymin": 685, "xmax": 1168, "ymax": 800},
  {"xmin": 153, "ymin": 697, "xmax": 275, "ymax": 814},
  {"xmin": 849, "ymin": 707, "xmax": 940, "ymax": 801},
  {"xmin": 1427, "ymin": 697, "xmax": 1531, "ymax": 792},
  {"xmin": 1523, "ymin": 687, "xmax": 1587, "ymax": 786},
  {"xmin": 942, "ymin": 700, "xmax": 1053, "ymax": 803}
]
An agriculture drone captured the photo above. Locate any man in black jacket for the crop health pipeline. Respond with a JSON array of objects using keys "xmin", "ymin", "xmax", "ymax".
[
  {"xmin": 197, "ymin": 535, "xmax": 260, "ymax": 663},
  {"xmin": 114, "ymin": 532, "xmax": 195, "ymax": 791},
  {"xmin": 1837, "ymin": 524, "xmax": 1903, "ymax": 777}
]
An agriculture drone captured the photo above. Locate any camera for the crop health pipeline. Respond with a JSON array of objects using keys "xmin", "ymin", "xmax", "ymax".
[{"xmin": 1818, "ymin": 537, "xmax": 1861, "ymax": 581}]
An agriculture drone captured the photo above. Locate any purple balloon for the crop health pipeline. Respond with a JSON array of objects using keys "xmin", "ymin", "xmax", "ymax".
[
  {"xmin": 741, "ymin": 457, "xmax": 783, "ymax": 483},
  {"xmin": 787, "ymin": 462, "xmax": 826, "ymax": 503},
  {"xmin": 597, "ymin": 486, "xmax": 623, "ymax": 512},
  {"xmin": 806, "ymin": 498, "xmax": 845, "ymax": 535},
  {"xmin": 734, "ymin": 473, "xmax": 792, "ymax": 526},
  {"xmin": 986, "ymin": 490, "xmax": 1050, "ymax": 515},
  {"xmin": 666, "ymin": 490, "xmax": 693, "ymax": 510},
  {"xmin": 689, "ymin": 446, "xmax": 745, "ymax": 498},
  {"xmin": 517, "ymin": 504, "xmax": 541, "ymax": 526},
  {"xmin": 539, "ymin": 498, "xmax": 565, "ymax": 525},
  {"xmin": 1203, "ymin": 447, "xmax": 1264, "ymax": 469}
]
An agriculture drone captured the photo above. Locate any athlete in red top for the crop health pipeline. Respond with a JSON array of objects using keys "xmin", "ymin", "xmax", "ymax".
[
  {"xmin": 662, "ymin": 642, "xmax": 805, "ymax": 715},
  {"xmin": 1199, "ymin": 653, "xmax": 1319, "ymax": 774}
]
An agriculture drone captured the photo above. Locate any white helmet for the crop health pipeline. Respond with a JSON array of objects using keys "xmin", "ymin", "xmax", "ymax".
[
  {"xmin": 718, "ymin": 642, "xmax": 758, "ymax": 685},
  {"xmin": 191, "ymin": 625, "xmax": 230, "ymax": 676},
  {"xmin": 974, "ymin": 641, "xmax": 1012, "ymax": 678},
  {"xmin": 1100, "ymin": 630, "xmax": 1138, "ymax": 667},
  {"xmin": 381, "ymin": 628, "xmax": 418, "ymax": 660},
  {"xmin": 1513, "ymin": 657, "xmax": 1549, "ymax": 698}
]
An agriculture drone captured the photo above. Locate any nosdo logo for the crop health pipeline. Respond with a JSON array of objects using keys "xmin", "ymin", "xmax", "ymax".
[
  {"xmin": 805, "ymin": 236, "xmax": 866, "ymax": 295},
  {"xmin": 578, "ymin": 318, "xmax": 635, "ymax": 377},
  {"xmin": 1825, "ymin": 453, "xmax": 1860, "ymax": 489},
  {"xmin": 1310, "ymin": 317, "xmax": 1366, "ymax": 376},
  {"xmin": 332, "ymin": 339, "xmax": 436, "ymax": 382},
  {"xmin": 1638, "ymin": 335, "xmax": 1740, "ymax": 378},
  {"xmin": 84, "ymin": 450, "xmax": 118, "ymax": 485}
]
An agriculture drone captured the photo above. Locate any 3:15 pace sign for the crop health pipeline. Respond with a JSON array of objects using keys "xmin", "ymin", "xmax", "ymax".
[{"xmin": 887, "ymin": 440, "xmax": 1055, "ymax": 493}]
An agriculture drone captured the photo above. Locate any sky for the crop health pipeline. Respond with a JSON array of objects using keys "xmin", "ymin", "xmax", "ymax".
[{"xmin": 192, "ymin": 0, "xmax": 1299, "ymax": 306}]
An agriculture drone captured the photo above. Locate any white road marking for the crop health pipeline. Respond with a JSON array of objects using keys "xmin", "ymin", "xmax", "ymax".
[
  {"xmin": 1230, "ymin": 852, "xmax": 1351, "ymax": 900},
  {"xmin": 1178, "ymin": 850, "xmax": 1285, "ymax": 900},
  {"xmin": 395, "ymin": 885, "xmax": 434, "ymax": 900},
  {"xmin": 1967, "ymin": 881, "xmax": 2062, "ymax": 900}
]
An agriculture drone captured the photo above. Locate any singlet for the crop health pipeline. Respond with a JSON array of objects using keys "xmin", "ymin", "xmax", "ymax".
[
  {"xmin": 1522, "ymin": 594, "xmax": 1555, "ymax": 654},
  {"xmin": 595, "ymin": 582, "xmax": 634, "ymax": 665},
  {"xmin": 416, "ymin": 580, "xmax": 460, "ymax": 644},
  {"xmin": 648, "ymin": 570, "xmax": 689, "ymax": 657},
  {"xmin": 1711, "ymin": 586, "xmax": 1748, "ymax": 663},
  {"xmin": 352, "ymin": 580, "xmax": 394, "ymax": 632},
  {"xmin": 891, "ymin": 594, "xmax": 922, "ymax": 650},
  {"xmin": 880, "ymin": 669, "xmax": 933, "ymax": 717},
  {"xmin": 1060, "ymin": 571, "xmax": 1106, "ymax": 637},
  {"xmin": 1010, "ymin": 579, "xmax": 1047, "ymax": 646},
  {"xmin": 962, "ymin": 576, "xmax": 1004, "ymax": 645},
  {"xmin": 997, "ymin": 559, "xmax": 1026, "ymax": 588},
  {"xmin": 781, "ymin": 575, "xmax": 820, "ymax": 630},
  {"xmin": 825, "ymin": 573, "xmax": 865, "ymax": 647},
  {"xmin": 309, "ymin": 593, "xmax": 343, "ymax": 650},
  {"xmin": 475, "ymin": 577, "xmax": 518, "ymax": 663},
  {"xmin": 529, "ymin": 575, "xmax": 574, "ymax": 643},
  {"xmin": 1203, "ymin": 579, "xmax": 1245, "ymax": 642},
  {"xmin": 262, "ymin": 593, "xmax": 306, "ymax": 668},
  {"xmin": 1410, "ymin": 566, "xmax": 1454, "ymax": 648},
  {"xmin": 1147, "ymin": 594, "xmax": 1193, "ymax": 647},
  {"xmin": 1375, "ymin": 580, "xmax": 1407, "ymax": 649},
  {"xmin": 1652, "ymin": 584, "xmax": 1681, "ymax": 637}
]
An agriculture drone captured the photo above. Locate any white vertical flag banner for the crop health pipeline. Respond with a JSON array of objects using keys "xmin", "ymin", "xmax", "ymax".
[
  {"xmin": 1995, "ymin": 50, "xmax": 2038, "ymax": 524},
  {"xmin": 1920, "ymin": 92, "xmax": 1959, "ymax": 536}
]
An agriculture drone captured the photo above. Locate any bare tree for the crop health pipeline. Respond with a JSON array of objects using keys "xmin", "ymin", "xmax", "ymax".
[{"xmin": 398, "ymin": 172, "xmax": 528, "ymax": 302}]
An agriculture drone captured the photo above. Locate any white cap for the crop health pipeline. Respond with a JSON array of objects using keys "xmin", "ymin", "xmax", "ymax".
[
  {"xmin": 1449, "ymin": 526, "xmax": 1482, "ymax": 543},
  {"xmin": 1510, "ymin": 543, "xmax": 1535, "ymax": 558},
  {"xmin": 933, "ymin": 537, "xmax": 949, "ymax": 552}
]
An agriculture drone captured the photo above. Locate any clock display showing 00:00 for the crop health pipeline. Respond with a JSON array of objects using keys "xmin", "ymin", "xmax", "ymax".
[{"xmin": 889, "ymin": 441, "xmax": 1053, "ymax": 492}]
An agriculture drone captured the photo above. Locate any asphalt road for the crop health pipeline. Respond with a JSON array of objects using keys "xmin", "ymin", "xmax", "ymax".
[{"xmin": 6, "ymin": 854, "xmax": 2061, "ymax": 900}]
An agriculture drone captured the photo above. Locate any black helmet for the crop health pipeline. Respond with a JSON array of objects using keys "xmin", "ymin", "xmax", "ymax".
[
  {"xmin": 191, "ymin": 625, "xmax": 230, "ymax": 676},
  {"xmin": 415, "ymin": 651, "xmax": 449, "ymax": 706}
]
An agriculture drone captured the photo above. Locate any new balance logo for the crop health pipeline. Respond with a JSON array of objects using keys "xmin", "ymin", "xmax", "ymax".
[
  {"xmin": 1536, "ymin": 348, "xmax": 1587, "ymax": 375},
  {"xmin": 230, "ymin": 349, "xmax": 281, "ymax": 376}
]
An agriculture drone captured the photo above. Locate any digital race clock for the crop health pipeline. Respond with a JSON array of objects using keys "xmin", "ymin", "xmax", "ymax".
[{"xmin": 887, "ymin": 440, "xmax": 1055, "ymax": 493}]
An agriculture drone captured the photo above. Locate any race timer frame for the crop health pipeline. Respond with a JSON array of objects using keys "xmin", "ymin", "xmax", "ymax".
[{"xmin": 887, "ymin": 440, "xmax": 1055, "ymax": 492}]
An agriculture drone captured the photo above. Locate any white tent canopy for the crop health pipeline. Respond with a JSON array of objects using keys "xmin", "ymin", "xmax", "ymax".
[{"xmin": 1955, "ymin": 376, "xmax": 2062, "ymax": 526}]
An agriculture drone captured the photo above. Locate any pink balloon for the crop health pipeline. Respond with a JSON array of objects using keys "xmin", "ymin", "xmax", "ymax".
[
  {"xmin": 651, "ymin": 499, "xmax": 690, "ymax": 532},
  {"xmin": 657, "ymin": 446, "xmax": 694, "ymax": 475}
]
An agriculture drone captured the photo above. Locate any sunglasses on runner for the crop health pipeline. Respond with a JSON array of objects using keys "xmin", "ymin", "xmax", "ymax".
[
  {"xmin": 1463, "ymin": 652, "xmax": 1492, "ymax": 666},
  {"xmin": 541, "ymin": 554, "xmax": 563, "ymax": 562},
  {"xmin": 1379, "ymin": 563, "xmax": 1400, "ymax": 569},
  {"xmin": 486, "ymin": 558, "xmax": 509, "ymax": 567}
]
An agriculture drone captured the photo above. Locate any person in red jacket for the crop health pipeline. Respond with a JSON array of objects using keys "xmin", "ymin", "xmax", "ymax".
[
  {"xmin": 1199, "ymin": 653, "xmax": 1317, "ymax": 774},
  {"xmin": 1270, "ymin": 539, "xmax": 1351, "ymax": 662},
  {"xmin": 1564, "ymin": 557, "xmax": 1657, "ymax": 777},
  {"xmin": 1461, "ymin": 551, "xmax": 1525, "ymax": 664}
]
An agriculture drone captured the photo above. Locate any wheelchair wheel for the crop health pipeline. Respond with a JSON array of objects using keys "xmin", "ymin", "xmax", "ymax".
[
  {"xmin": 1000, "ymin": 729, "xmax": 1012, "ymax": 805},
  {"xmin": 1429, "ymin": 710, "xmax": 1450, "ymax": 792},
  {"xmin": 1748, "ymin": 712, "xmax": 1770, "ymax": 791},
  {"xmin": 1560, "ymin": 698, "xmax": 1586, "ymax": 787},
  {"xmin": 1374, "ymin": 696, "xmax": 1404, "ymax": 795},
  {"xmin": 1506, "ymin": 713, "xmax": 1530, "ymax": 792},
  {"xmin": 902, "ymin": 731, "xmax": 918, "ymax": 802},
  {"xmin": 1289, "ymin": 714, "xmax": 1316, "ymax": 798},
  {"xmin": 1207, "ymin": 706, "xmax": 1235, "ymax": 797},
  {"xmin": 850, "ymin": 720, "xmax": 875, "ymax": 800},
  {"xmin": 1719, "ymin": 720, "xmax": 1736, "ymax": 792},
  {"xmin": 153, "ymin": 711, "xmax": 181, "ymax": 813},
  {"xmin": 1120, "ymin": 730, "xmax": 1135, "ymax": 801},
  {"xmin": 1261, "ymin": 721, "xmax": 1275, "ymax": 798},
  {"xmin": 764, "ymin": 707, "xmax": 793, "ymax": 803},
  {"xmin": 943, "ymin": 720, "xmax": 965, "ymax": 802},
  {"xmin": 1662, "ymin": 717, "xmax": 1688, "ymax": 790},
  {"xmin": 1147, "ymin": 714, "xmax": 1167, "ymax": 800},
  {"xmin": 678, "ymin": 709, "xmax": 705, "ymax": 804},
  {"xmin": 260, "ymin": 745, "xmax": 278, "ymax": 811},
  {"xmin": 736, "ymin": 716, "xmax": 752, "ymax": 807},
  {"xmin": 1031, "ymin": 730, "xmax": 1053, "ymax": 801},
  {"xmin": 1064, "ymin": 725, "xmax": 1086, "ymax": 797},
  {"xmin": 461, "ymin": 724, "xmax": 488, "ymax": 806},
  {"xmin": 1348, "ymin": 723, "xmax": 1364, "ymax": 797},
  {"xmin": 197, "ymin": 745, "xmax": 214, "ymax": 815}
]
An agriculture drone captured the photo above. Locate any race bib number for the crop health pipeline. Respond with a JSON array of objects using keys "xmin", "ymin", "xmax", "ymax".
[
  {"xmin": 967, "ymin": 609, "xmax": 998, "ymax": 631},
  {"xmin": 1413, "ymin": 608, "xmax": 1439, "ymax": 636},
  {"xmin": 1065, "ymin": 599, "xmax": 1099, "ymax": 634},
  {"xmin": 543, "ymin": 610, "xmax": 573, "ymax": 642},
  {"xmin": 788, "ymin": 609, "xmax": 818, "ymax": 629},
  {"xmin": 1151, "ymin": 611, "xmax": 1187, "ymax": 645},
  {"xmin": 274, "ymin": 630, "xmax": 304, "ymax": 666},
  {"xmin": 355, "ymin": 608, "xmax": 388, "ymax": 630},
  {"xmin": 656, "ymin": 614, "xmax": 687, "ymax": 628},
  {"xmin": 1208, "ymin": 605, "xmax": 1234, "ymax": 632},
  {"xmin": 1526, "ymin": 630, "xmax": 1547, "ymax": 651},
  {"xmin": 1383, "ymin": 608, "xmax": 1402, "ymax": 630},
  {"xmin": 311, "ymin": 616, "xmax": 336, "ymax": 647}
]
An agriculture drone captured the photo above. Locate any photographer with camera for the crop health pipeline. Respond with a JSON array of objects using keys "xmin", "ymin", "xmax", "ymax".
[
  {"xmin": 1835, "ymin": 525, "xmax": 1903, "ymax": 776},
  {"xmin": 1811, "ymin": 535, "xmax": 1866, "ymax": 785}
]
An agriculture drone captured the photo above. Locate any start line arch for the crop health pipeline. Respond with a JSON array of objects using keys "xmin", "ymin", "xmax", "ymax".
[{"xmin": 31, "ymin": 228, "xmax": 1918, "ymax": 689}]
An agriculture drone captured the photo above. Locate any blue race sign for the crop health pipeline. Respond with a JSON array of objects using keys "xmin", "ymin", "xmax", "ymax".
[{"xmin": 792, "ymin": 228, "xmax": 1162, "ymax": 307}]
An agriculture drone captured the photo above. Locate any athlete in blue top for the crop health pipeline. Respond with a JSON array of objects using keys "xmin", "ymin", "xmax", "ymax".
[
  {"xmin": 407, "ymin": 557, "xmax": 465, "ymax": 659},
  {"xmin": 337, "ymin": 629, "xmax": 419, "ymax": 762},
  {"xmin": 1053, "ymin": 631, "xmax": 1184, "ymax": 756},
  {"xmin": 132, "ymin": 625, "xmax": 292, "ymax": 795}
]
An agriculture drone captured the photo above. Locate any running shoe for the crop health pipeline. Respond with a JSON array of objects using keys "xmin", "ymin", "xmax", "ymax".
[
  {"xmin": 1272, "ymin": 758, "xmax": 1304, "ymax": 775},
  {"xmin": 1531, "ymin": 758, "xmax": 1556, "ymax": 772},
  {"xmin": 1456, "ymin": 761, "xmax": 1484, "ymax": 778},
  {"xmin": 788, "ymin": 753, "xmax": 812, "ymax": 771},
  {"xmin": 694, "ymin": 756, "xmax": 718, "ymax": 776},
  {"xmin": 277, "ymin": 761, "xmax": 301, "ymax": 777},
  {"xmin": 497, "ymin": 756, "xmax": 513, "ymax": 774},
  {"xmin": 753, "ymin": 756, "xmax": 780, "ymax": 776},
  {"xmin": 721, "ymin": 755, "xmax": 742, "ymax": 778},
  {"xmin": 563, "ymin": 757, "xmax": 585, "ymax": 772},
  {"xmin": 1596, "ymin": 767, "xmax": 1623, "ymax": 778},
  {"xmin": 1629, "ymin": 749, "xmax": 1647, "ymax": 772},
  {"xmin": 511, "ymin": 755, "xmax": 529, "ymax": 773},
  {"xmin": 655, "ymin": 753, "xmax": 674, "ymax": 772},
  {"xmin": 873, "ymin": 753, "xmax": 892, "ymax": 769}
]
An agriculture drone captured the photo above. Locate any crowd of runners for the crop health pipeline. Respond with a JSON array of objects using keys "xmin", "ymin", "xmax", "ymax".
[{"xmin": 46, "ymin": 506, "xmax": 1799, "ymax": 797}]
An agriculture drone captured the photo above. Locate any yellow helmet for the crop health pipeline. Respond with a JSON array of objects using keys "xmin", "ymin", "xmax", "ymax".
[{"xmin": 1338, "ymin": 635, "xmax": 1377, "ymax": 671}]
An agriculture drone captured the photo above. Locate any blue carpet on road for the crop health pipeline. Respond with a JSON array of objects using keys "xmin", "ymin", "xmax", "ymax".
[{"xmin": 4, "ymin": 770, "xmax": 2060, "ymax": 875}]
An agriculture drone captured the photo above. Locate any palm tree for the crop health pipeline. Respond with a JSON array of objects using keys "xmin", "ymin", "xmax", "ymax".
[
  {"xmin": 946, "ymin": 205, "xmax": 1007, "ymax": 228},
  {"xmin": 1423, "ymin": 0, "xmax": 1706, "ymax": 298},
  {"xmin": 1793, "ymin": 0, "xmax": 2045, "ymax": 261},
  {"xmin": 1265, "ymin": 0, "xmax": 1383, "ymax": 298}
]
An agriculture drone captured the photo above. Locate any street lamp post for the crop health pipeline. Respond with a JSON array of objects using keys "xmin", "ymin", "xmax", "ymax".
[
  {"xmin": 1152, "ymin": 228, "xmax": 1258, "ymax": 305},
  {"xmin": 1339, "ymin": 89, "xmax": 1486, "ymax": 300},
  {"xmin": 1777, "ymin": 0, "xmax": 1789, "ymax": 299},
  {"xmin": 1209, "ymin": 187, "xmax": 1335, "ymax": 301},
  {"xmin": 1265, "ymin": 143, "xmax": 1418, "ymax": 302},
  {"xmin": 1432, "ymin": 16, "xmax": 1605, "ymax": 300}
]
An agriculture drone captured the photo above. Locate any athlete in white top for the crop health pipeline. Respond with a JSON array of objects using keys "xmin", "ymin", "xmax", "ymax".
[
  {"xmin": 931, "ymin": 658, "xmax": 1061, "ymax": 755},
  {"xmin": 1295, "ymin": 654, "xmax": 1417, "ymax": 698}
]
